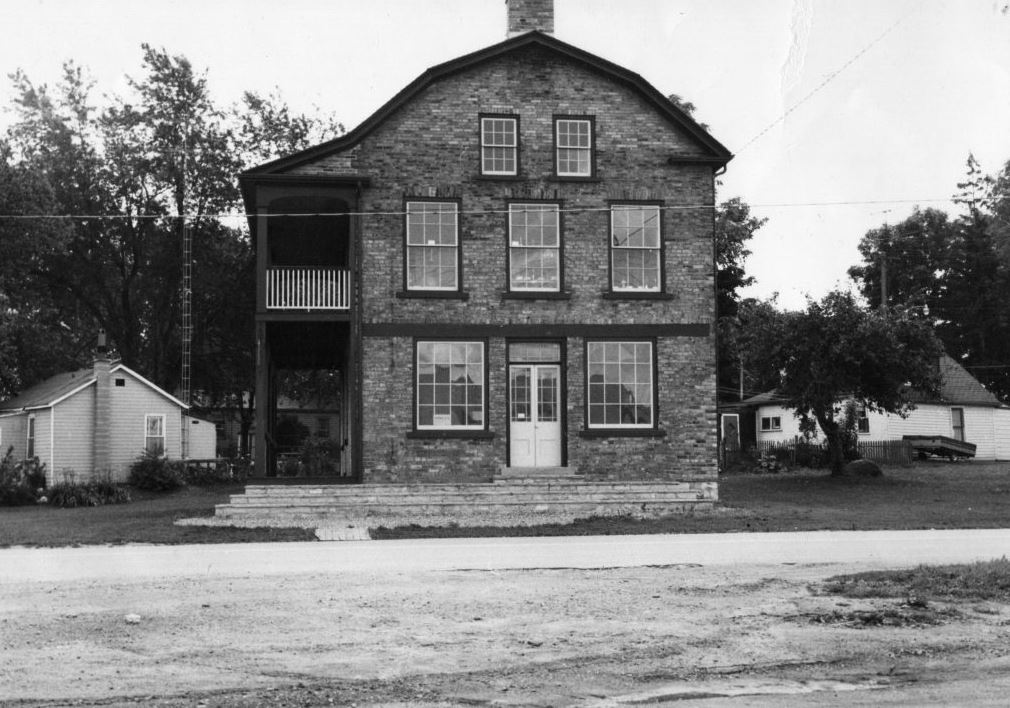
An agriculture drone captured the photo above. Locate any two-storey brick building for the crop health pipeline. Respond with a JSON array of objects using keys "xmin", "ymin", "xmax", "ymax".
[{"xmin": 239, "ymin": 0, "xmax": 731, "ymax": 506}]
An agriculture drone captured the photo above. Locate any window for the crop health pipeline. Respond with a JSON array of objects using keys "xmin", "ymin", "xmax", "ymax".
[
  {"xmin": 611, "ymin": 205, "xmax": 661, "ymax": 292},
  {"xmin": 555, "ymin": 117, "xmax": 593, "ymax": 177},
  {"xmin": 405, "ymin": 201, "xmax": 459, "ymax": 291},
  {"xmin": 416, "ymin": 341, "xmax": 485, "ymax": 430},
  {"xmin": 857, "ymin": 406, "xmax": 870, "ymax": 434},
  {"xmin": 26, "ymin": 416, "xmax": 34, "ymax": 458},
  {"xmin": 115, "ymin": 378, "xmax": 126, "ymax": 387},
  {"xmin": 145, "ymin": 414, "xmax": 165, "ymax": 456},
  {"xmin": 760, "ymin": 416, "xmax": 782, "ymax": 432},
  {"xmin": 951, "ymin": 407, "xmax": 965, "ymax": 442},
  {"xmin": 26, "ymin": 415, "xmax": 35, "ymax": 458},
  {"xmin": 509, "ymin": 203, "xmax": 560, "ymax": 291},
  {"xmin": 480, "ymin": 116, "xmax": 517, "ymax": 175},
  {"xmin": 587, "ymin": 341, "xmax": 654, "ymax": 428}
]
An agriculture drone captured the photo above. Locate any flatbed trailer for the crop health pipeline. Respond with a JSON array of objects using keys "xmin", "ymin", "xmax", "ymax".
[{"xmin": 902, "ymin": 435, "xmax": 976, "ymax": 459}]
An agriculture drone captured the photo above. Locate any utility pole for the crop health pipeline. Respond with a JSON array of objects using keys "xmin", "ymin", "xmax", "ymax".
[{"xmin": 181, "ymin": 219, "xmax": 192, "ymax": 407}]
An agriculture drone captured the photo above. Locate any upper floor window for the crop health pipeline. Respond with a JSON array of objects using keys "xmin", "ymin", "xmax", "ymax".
[
  {"xmin": 611, "ymin": 204, "xmax": 662, "ymax": 292},
  {"xmin": 509, "ymin": 203, "xmax": 560, "ymax": 292},
  {"xmin": 555, "ymin": 117, "xmax": 593, "ymax": 177},
  {"xmin": 405, "ymin": 201, "xmax": 459, "ymax": 291},
  {"xmin": 480, "ymin": 115, "xmax": 518, "ymax": 176}
]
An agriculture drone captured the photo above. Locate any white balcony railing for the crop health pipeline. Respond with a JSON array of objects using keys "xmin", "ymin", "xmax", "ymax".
[{"xmin": 266, "ymin": 267, "xmax": 350, "ymax": 310}]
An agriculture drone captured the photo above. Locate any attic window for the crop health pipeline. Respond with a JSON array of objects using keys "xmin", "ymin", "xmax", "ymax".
[
  {"xmin": 115, "ymin": 378, "xmax": 126, "ymax": 387},
  {"xmin": 555, "ymin": 117, "xmax": 594, "ymax": 177},
  {"xmin": 480, "ymin": 115, "xmax": 518, "ymax": 175}
]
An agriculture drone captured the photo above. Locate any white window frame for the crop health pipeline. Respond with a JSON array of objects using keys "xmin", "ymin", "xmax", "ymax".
[
  {"xmin": 26, "ymin": 415, "xmax": 35, "ymax": 459},
  {"xmin": 555, "ymin": 118, "xmax": 592, "ymax": 177},
  {"xmin": 508, "ymin": 203, "xmax": 560, "ymax": 292},
  {"xmin": 857, "ymin": 406, "xmax": 870, "ymax": 434},
  {"xmin": 405, "ymin": 201, "xmax": 459, "ymax": 291},
  {"xmin": 145, "ymin": 414, "xmax": 166, "ymax": 456},
  {"xmin": 611, "ymin": 204, "xmax": 662, "ymax": 292},
  {"xmin": 586, "ymin": 341, "xmax": 655, "ymax": 429},
  {"xmin": 416, "ymin": 341, "xmax": 485, "ymax": 431},
  {"xmin": 480, "ymin": 116, "xmax": 517, "ymax": 176},
  {"xmin": 760, "ymin": 416, "xmax": 782, "ymax": 432}
]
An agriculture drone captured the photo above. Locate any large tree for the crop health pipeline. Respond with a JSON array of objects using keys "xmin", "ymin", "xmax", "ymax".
[
  {"xmin": 739, "ymin": 291, "xmax": 943, "ymax": 474},
  {"xmin": 849, "ymin": 155, "xmax": 1010, "ymax": 400}
]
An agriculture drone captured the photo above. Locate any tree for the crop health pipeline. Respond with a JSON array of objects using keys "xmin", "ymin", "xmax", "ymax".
[
  {"xmin": 849, "ymin": 156, "xmax": 1010, "ymax": 401},
  {"xmin": 739, "ymin": 291, "xmax": 942, "ymax": 475}
]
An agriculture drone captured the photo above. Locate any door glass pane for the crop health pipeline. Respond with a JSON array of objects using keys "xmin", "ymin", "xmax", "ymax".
[
  {"xmin": 537, "ymin": 367, "xmax": 558, "ymax": 422},
  {"xmin": 510, "ymin": 367, "xmax": 531, "ymax": 422}
]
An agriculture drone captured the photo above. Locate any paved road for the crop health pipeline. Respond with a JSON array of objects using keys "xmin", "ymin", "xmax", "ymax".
[{"xmin": 5, "ymin": 528, "xmax": 1010, "ymax": 582}]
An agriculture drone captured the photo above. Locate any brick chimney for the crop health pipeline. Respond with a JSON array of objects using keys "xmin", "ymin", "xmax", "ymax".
[
  {"xmin": 93, "ymin": 330, "xmax": 112, "ymax": 474},
  {"xmin": 506, "ymin": 0, "xmax": 554, "ymax": 37}
]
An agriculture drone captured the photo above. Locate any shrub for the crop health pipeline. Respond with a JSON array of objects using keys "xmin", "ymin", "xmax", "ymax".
[
  {"xmin": 181, "ymin": 460, "xmax": 234, "ymax": 486},
  {"xmin": 752, "ymin": 448, "xmax": 788, "ymax": 474},
  {"xmin": 128, "ymin": 452, "xmax": 185, "ymax": 491},
  {"xmin": 48, "ymin": 478, "xmax": 131, "ymax": 507},
  {"xmin": 0, "ymin": 447, "xmax": 48, "ymax": 506}
]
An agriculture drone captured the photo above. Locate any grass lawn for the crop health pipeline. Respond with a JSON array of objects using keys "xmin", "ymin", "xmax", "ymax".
[
  {"xmin": 2, "ymin": 459, "xmax": 1010, "ymax": 546},
  {"xmin": 0, "ymin": 484, "xmax": 315, "ymax": 547}
]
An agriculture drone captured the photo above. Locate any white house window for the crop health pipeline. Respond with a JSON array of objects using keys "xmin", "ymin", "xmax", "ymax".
[
  {"xmin": 509, "ymin": 204, "xmax": 560, "ymax": 291},
  {"xmin": 145, "ymin": 414, "xmax": 166, "ymax": 456},
  {"xmin": 26, "ymin": 415, "xmax": 35, "ymax": 459},
  {"xmin": 611, "ymin": 205, "xmax": 661, "ymax": 291},
  {"xmin": 555, "ymin": 118, "xmax": 592, "ymax": 176},
  {"xmin": 416, "ymin": 341, "xmax": 485, "ymax": 429},
  {"xmin": 480, "ymin": 116, "xmax": 517, "ymax": 175},
  {"xmin": 587, "ymin": 341, "xmax": 654, "ymax": 428},
  {"xmin": 857, "ymin": 406, "xmax": 870, "ymax": 434},
  {"xmin": 760, "ymin": 416, "xmax": 782, "ymax": 432},
  {"xmin": 406, "ymin": 201, "xmax": 459, "ymax": 290}
]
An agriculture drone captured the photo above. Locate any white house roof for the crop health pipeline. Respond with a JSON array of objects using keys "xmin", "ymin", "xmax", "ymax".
[{"xmin": 0, "ymin": 362, "xmax": 188, "ymax": 413}]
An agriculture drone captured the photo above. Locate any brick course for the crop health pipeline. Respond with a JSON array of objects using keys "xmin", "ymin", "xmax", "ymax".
[{"xmin": 289, "ymin": 42, "xmax": 720, "ymax": 486}]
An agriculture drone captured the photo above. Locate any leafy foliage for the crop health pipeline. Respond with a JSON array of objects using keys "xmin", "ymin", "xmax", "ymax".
[
  {"xmin": 128, "ymin": 451, "xmax": 186, "ymax": 491},
  {"xmin": 47, "ymin": 479, "xmax": 131, "ymax": 507},
  {"xmin": 739, "ymin": 291, "xmax": 943, "ymax": 474},
  {"xmin": 850, "ymin": 154, "xmax": 1010, "ymax": 401},
  {"xmin": 0, "ymin": 447, "xmax": 47, "ymax": 506}
]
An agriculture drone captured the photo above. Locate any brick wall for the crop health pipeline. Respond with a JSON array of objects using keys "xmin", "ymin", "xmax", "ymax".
[{"xmin": 291, "ymin": 43, "xmax": 719, "ymax": 483}]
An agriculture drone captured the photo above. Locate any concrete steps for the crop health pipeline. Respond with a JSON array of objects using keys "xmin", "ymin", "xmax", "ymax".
[{"xmin": 205, "ymin": 478, "xmax": 716, "ymax": 532}]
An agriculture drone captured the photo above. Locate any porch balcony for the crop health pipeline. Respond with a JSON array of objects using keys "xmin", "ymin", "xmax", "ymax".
[{"xmin": 266, "ymin": 267, "xmax": 351, "ymax": 310}]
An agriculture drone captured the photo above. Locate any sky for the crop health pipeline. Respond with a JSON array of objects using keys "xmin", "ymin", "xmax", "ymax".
[{"xmin": 2, "ymin": 0, "xmax": 1009, "ymax": 310}]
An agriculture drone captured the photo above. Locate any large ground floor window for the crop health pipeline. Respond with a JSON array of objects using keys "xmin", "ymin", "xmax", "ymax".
[
  {"xmin": 415, "ymin": 341, "xmax": 485, "ymax": 430},
  {"xmin": 586, "ymin": 341, "xmax": 655, "ymax": 428}
]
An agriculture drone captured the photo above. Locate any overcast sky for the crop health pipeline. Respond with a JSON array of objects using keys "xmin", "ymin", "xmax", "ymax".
[{"xmin": 2, "ymin": 0, "xmax": 1009, "ymax": 309}]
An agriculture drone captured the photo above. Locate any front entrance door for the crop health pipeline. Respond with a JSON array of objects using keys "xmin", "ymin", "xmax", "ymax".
[{"xmin": 509, "ymin": 364, "xmax": 562, "ymax": 467}]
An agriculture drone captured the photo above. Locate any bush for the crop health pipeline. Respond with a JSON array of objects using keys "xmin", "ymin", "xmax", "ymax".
[
  {"xmin": 0, "ymin": 447, "xmax": 48, "ymax": 506},
  {"xmin": 752, "ymin": 449, "xmax": 788, "ymax": 474},
  {"xmin": 181, "ymin": 460, "xmax": 234, "ymax": 486},
  {"xmin": 128, "ymin": 452, "xmax": 185, "ymax": 491},
  {"xmin": 48, "ymin": 478, "xmax": 131, "ymax": 507}
]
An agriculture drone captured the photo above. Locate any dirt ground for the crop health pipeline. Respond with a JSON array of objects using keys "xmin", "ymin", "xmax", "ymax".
[{"xmin": 4, "ymin": 560, "xmax": 1010, "ymax": 706}]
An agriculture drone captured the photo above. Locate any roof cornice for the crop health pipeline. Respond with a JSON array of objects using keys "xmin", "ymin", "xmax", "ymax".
[{"xmin": 240, "ymin": 31, "xmax": 733, "ymax": 181}]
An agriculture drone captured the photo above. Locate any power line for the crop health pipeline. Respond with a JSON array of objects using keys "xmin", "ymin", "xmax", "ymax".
[
  {"xmin": 0, "ymin": 196, "xmax": 969, "ymax": 221},
  {"xmin": 736, "ymin": 3, "xmax": 920, "ymax": 155}
]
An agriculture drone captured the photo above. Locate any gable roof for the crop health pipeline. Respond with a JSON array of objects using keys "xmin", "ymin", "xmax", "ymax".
[
  {"xmin": 0, "ymin": 363, "xmax": 188, "ymax": 414},
  {"xmin": 241, "ymin": 30, "xmax": 733, "ymax": 180},
  {"xmin": 742, "ymin": 355, "xmax": 1003, "ymax": 410}
]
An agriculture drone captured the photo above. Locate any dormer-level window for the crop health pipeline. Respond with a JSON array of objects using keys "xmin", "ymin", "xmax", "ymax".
[
  {"xmin": 555, "ymin": 117, "xmax": 593, "ymax": 177},
  {"xmin": 480, "ymin": 115, "xmax": 518, "ymax": 175},
  {"xmin": 611, "ymin": 204, "xmax": 662, "ymax": 292},
  {"xmin": 405, "ymin": 200, "xmax": 460, "ymax": 291}
]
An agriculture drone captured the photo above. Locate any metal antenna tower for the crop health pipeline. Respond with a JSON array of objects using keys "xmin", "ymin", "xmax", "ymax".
[{"xmin": 181, "ymin": 219, "xmax": 193, "ymax": 408}]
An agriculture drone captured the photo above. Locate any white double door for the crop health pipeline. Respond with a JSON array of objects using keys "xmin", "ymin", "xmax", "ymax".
[{"xmin": 509, "ymin": 364, "xmax": 562, "ymax": 467}]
